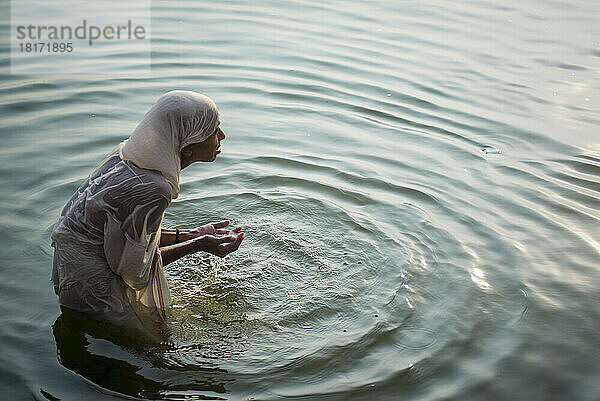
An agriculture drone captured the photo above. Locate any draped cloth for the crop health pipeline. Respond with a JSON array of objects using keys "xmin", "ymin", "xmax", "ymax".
[
  {"xmin": 119, "ymin": 90, "xmax": 220, "ymax": 199},
  {"xmin": 50, "ymin": 90, "xmax": 221, "ymax": 322}
]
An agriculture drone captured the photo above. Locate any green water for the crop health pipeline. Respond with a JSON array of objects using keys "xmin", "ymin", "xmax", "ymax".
[{"xmin": 1, "ymin": 0, "xmax": 599, "ymax": 400}]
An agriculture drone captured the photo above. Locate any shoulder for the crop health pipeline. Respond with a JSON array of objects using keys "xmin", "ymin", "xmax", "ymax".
[
  {"xmin": 130, "ymin": 166, "xmax": 173, "ymax": 210},
  {"xmin": 138, "ymin": 168, "xmax": 172, "ymax": 202},
  {"xmin": 102, "ymin": 160, "xmax": 173, "ymax": 213},
  {"xmin": 112, "ymin": 166, "xmax": 171, "ymax": 233}
]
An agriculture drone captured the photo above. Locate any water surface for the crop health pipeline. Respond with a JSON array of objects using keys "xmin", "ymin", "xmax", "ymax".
[{"xmin": 0, "ymin": 0, "xmax": 599, "ymax": 400}]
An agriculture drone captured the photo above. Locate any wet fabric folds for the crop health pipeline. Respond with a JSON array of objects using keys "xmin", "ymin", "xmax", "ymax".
[
  {"xmin": 50, "ymin": 90, "xmax": 221, "ymax": 320},
  {"xmin": 51, "ymin": 152, "xmax": 172, "ymax": 317}
]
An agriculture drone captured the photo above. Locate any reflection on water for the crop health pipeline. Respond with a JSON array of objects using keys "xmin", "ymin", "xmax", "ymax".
[{"xmin": 52, "ymin": 307, "xmax": 230, "ymax": 400}]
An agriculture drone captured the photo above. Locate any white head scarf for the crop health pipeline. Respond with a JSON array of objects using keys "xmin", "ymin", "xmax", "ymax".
[{"xmin": 118, "ymin": 90, "xmax": 220, "ymax": 199}]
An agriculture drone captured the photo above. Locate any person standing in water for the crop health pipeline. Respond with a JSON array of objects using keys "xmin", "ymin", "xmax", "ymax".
[{"xmin": 50, "ymin": 90, "xmax": 244, "ymax": 323}]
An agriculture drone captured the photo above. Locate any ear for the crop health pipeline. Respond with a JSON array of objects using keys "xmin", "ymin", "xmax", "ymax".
[{"xmin": 181, "ymin": 145, "xmax": 192, "ymax": 158}]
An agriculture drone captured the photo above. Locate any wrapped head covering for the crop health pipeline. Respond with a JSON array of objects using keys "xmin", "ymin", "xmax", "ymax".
[{"xmin": 119, "ymin": 90, "xmax": 220, "ymax": 199}]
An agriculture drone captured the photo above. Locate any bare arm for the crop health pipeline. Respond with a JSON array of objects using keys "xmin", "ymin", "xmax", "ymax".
[
  {"xmin": 159, "ymin": 220, "xmax": 233, "ymax": 247},
  {"xmin": 159, "ymin": 229, "xmax": 244, "ymax": 266},
  {"xmin": 159, "ymin": 228, "xmax": 196, "ymax": 247},
  {"xmin": 159, "ymin": 237, "xmax": 203, "ymax": 266}
]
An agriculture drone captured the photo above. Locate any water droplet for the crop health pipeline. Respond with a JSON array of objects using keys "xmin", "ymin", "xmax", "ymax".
[
  {"xmin": 585, "ymin": 98, "xmax": 590, "ymax": 101},
  {"xmin": 386, "ymin": 93, "xmax": 391, "ymax": 97},
  {"xmin": 481, "ymin": 148, "xmax": 501, "ymax": 155}
]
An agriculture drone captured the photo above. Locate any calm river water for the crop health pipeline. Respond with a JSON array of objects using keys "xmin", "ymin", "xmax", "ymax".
[{"xmin": 0, "ymin": 0, "xmax": 599, "ymax": 400}]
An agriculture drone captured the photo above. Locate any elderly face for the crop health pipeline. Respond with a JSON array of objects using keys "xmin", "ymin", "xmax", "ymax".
[{"xmin": 180, "ymin": 125, "xmax": 226, "ymax": 169}]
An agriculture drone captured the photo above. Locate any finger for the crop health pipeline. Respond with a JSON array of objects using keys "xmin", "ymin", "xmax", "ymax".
[
  {"xmin": 216, "ymin": 232, "xmax": 244, "ymax": 256},
  {"xmin": 232, "ymin": 226, "xmax": 243, "ymax": 233},
  {"xmin": 214, "ymin": 235, "xmax": 237, "ymax": 244},
  {"xmin": 216, "ymin": 229, "xmax": 228, "ymax": 234},
  {"xmin": 236, "ymin": 232, "xmax": 245, "ymax": 247},
  {"xmin": 213, "ymin": 220, "xmax": 230, "ymax": 229},
  {"xmin": 231, "ymin": 237, "xmax": 243, "ymax": 252},
  {"xmin": 205, "ymin": 234, "xmax": 234, "ymax": 244},
  {"xmin": 228, "ymin": 232, "xmax": 244, "ymax": 252}
]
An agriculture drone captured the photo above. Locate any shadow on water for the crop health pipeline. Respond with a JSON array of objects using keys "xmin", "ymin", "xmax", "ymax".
[{"xmin": 52, "ymin": 307, "xmax": 231, "ymax": 400}]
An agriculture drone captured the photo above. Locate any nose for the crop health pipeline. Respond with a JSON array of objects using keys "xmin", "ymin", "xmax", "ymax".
[{"xmin": 217, "ymin": 127, "xmax": 226, "ymax": 140}]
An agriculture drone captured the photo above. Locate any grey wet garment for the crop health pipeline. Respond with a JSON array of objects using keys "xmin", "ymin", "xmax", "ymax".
[{"xmin": 51, "ymin": 151, "xmax": 172, "ymax": 315}]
